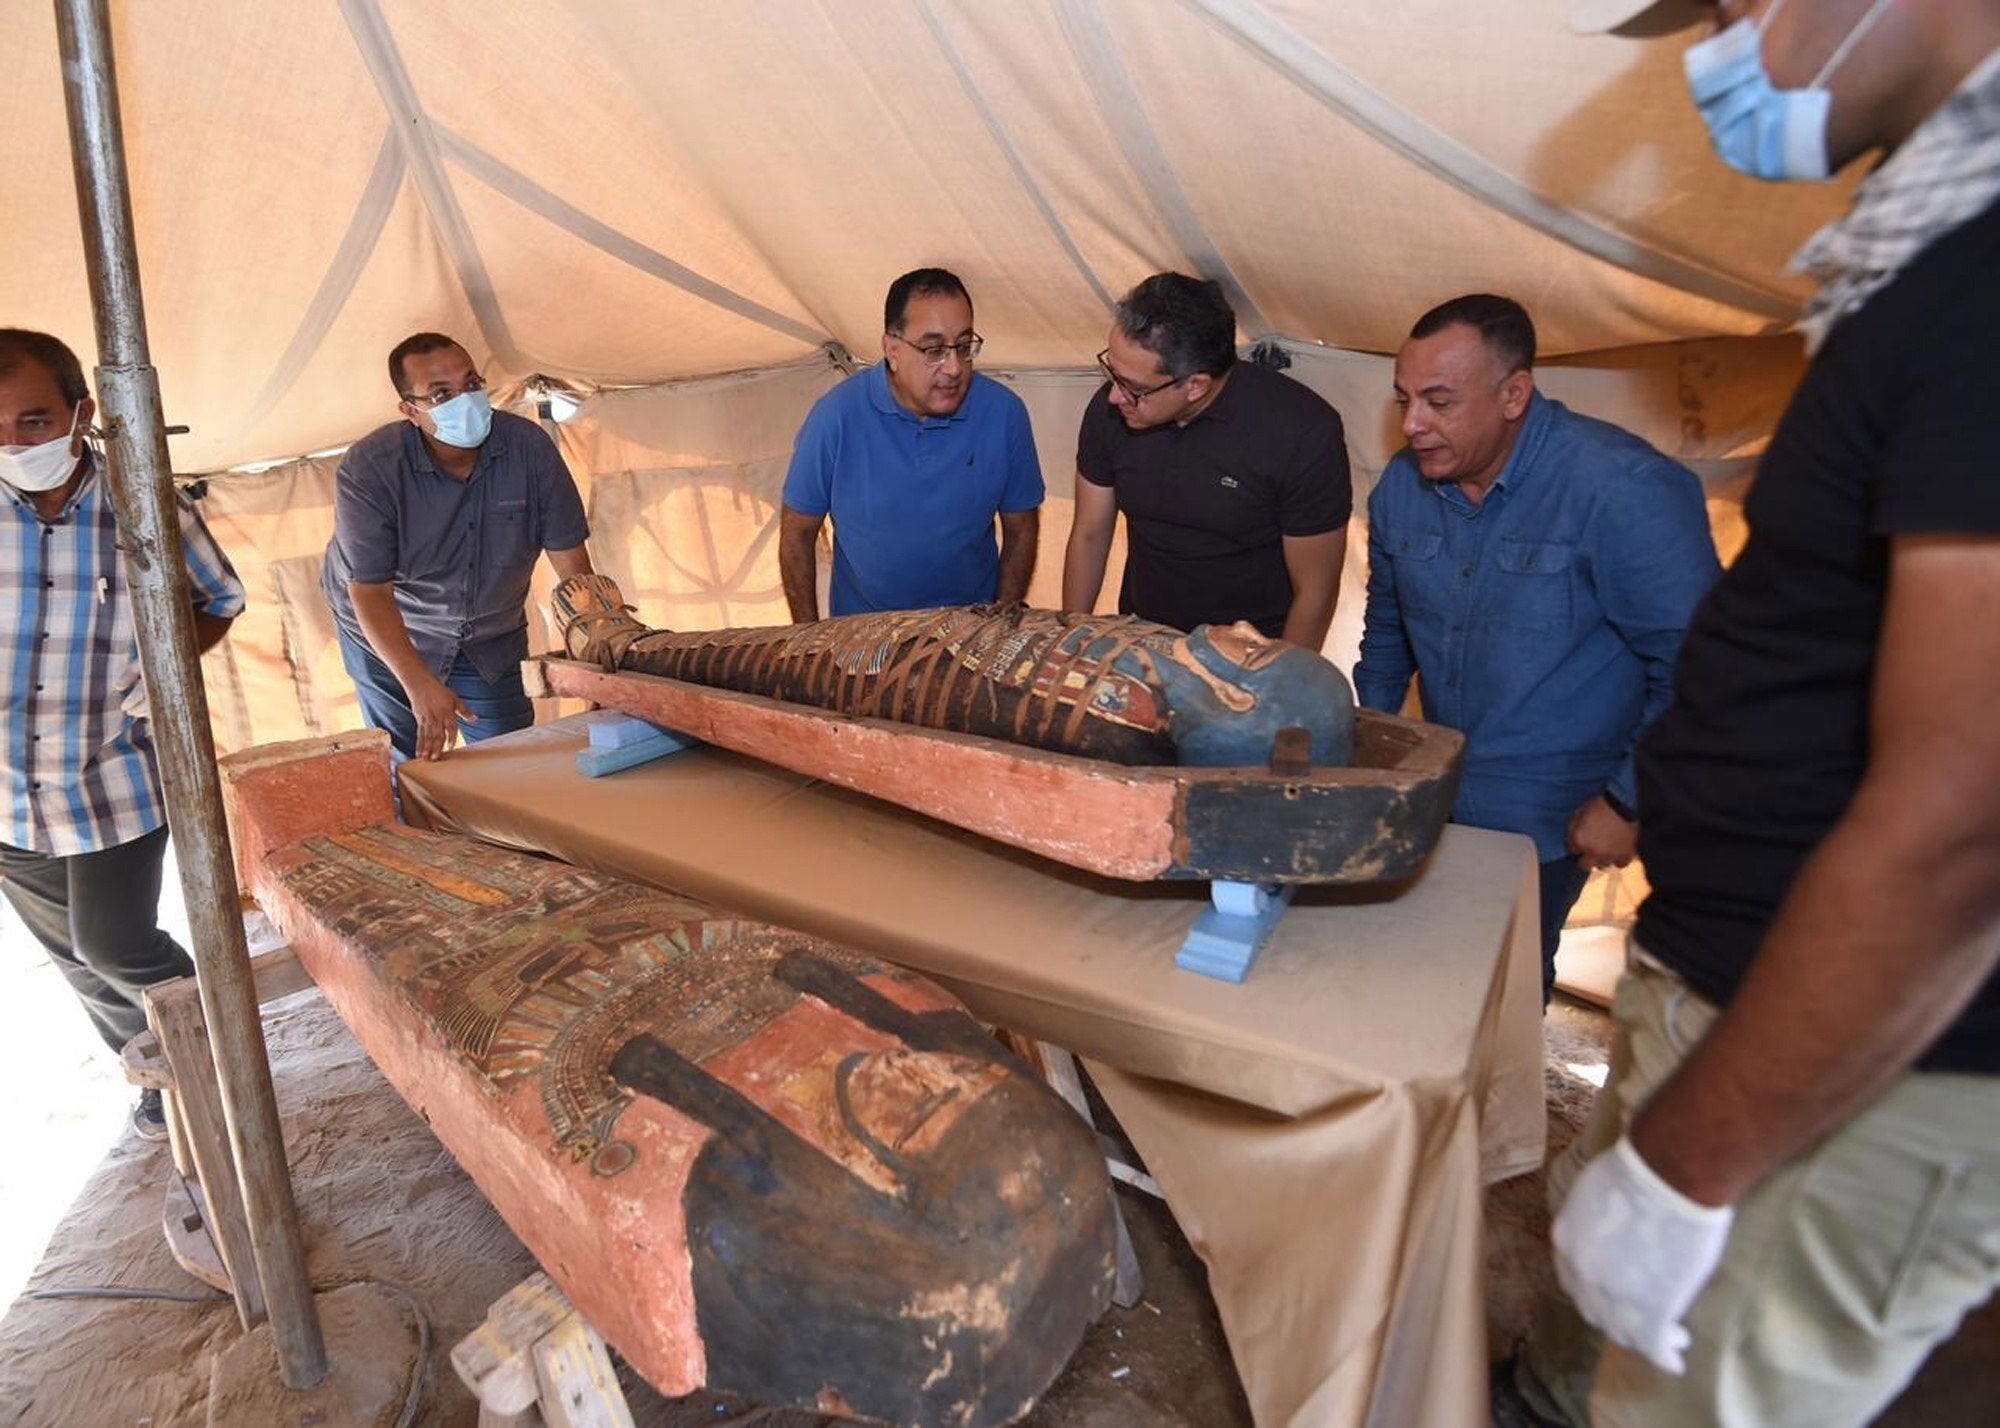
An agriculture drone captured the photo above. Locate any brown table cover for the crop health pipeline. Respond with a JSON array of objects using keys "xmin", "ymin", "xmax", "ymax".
[{"xmin": 400, "ymin": 715, "xmax": 1544, "ymax": 1427}]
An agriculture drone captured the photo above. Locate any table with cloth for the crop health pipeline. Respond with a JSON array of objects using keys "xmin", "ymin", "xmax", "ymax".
[{"xmin": 398, "ymin": 714, "xmax": 1545, "ymax": 1428}]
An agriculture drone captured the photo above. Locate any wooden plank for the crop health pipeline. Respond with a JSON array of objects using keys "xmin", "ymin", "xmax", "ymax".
[
  {"xmin": 144, "ymin": 985, "xmax": 268, "ymax": 1330},
  {"xmin": 243, "ymin": 946, "xmax": 313, "ymax": 1006},
  {"xmin": 452, "ymin": 1272, "xmax": 575, "ymax": 1415},
  {"xmin": 533, "ymin": 1316, "xmax": 637, "ymax": 1428},
  {"xmin": 119, "ymin": 1028, "xmax": 172, "ymax": 1088},
  {"xmin": 161, "ymin": 1085, "xmax": 194, "ymax": 1179},
  {"xmin": 478, "ymin": 1406, "xmax": 544, "ymax": 1428},
  {"xmin": 161, "ymin": 1173, "xmax": 232, "ymax": 1294}
]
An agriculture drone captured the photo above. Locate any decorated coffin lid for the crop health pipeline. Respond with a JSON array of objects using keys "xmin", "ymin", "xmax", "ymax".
[{"xmin": 227, "ymin": 745, "xmax": 1114, "ymax": 1428}]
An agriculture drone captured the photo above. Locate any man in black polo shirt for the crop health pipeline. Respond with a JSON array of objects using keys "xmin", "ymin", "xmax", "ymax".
[
  {"xmin": 1513, "ymin": 3, "xmax": 2000, "ymax": 1426},
  {"xmin": 323, "ymin": 332, "xmax": 593, "ymax": 761},
  {"xmin": 1061, "ymin": 273, "xmax": 1349, "ymax": 648}
]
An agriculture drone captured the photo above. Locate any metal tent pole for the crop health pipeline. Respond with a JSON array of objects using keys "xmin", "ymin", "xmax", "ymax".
[{"xmin": 52, "ymin": 0, "xmax": 329, "ymax": 1389}]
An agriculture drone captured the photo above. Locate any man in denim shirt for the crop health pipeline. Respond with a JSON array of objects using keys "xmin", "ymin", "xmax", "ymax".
[{"xmin": 1355, "ymin": 295, "xmax": 1718, "ymax": 996}]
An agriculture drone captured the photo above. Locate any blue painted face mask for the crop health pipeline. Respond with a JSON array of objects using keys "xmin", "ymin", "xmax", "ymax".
[
  {"xmin": 1152, "ymin": 626, "xmax": 1356, "ymax": 768},
  {"xmin": 426, "ymin": 389, "xmax": 493, "ymax": 449},
  {"xmin": 1683, "ymin": 0, "xmax": 1894, "ymax": 182}
]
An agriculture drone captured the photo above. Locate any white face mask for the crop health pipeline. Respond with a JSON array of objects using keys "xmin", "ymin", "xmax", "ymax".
[
  {"xmin": 0, "ymin": 405, "xmax": 85, "ymax": 493},
  {"xmin": 1683, "ymin": 0, "xmax": 1895, "ymax": 182}
]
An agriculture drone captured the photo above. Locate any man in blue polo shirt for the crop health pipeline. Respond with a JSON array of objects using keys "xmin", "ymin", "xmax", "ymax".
[{"xmin": 778, "ymin": 269, "xmax": 1043, "ymax": 620}]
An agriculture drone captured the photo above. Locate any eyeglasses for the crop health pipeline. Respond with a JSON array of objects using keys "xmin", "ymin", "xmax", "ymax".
[
  {"xmin": 1096, "ymin": 350, "xmax": 1182, "ymax": 403},
  {"xmin": 402, "ymin": 374, "xmax": 487, "ymax": 408},
  {"xmin": 890, "ymin": 334, "xmax": 984, "ymax": 368}
]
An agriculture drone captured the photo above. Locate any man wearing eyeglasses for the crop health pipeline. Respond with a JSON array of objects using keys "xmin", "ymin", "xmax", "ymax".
[
  {"xmin": 1495, "ymin": 3, "xmax": 2000, "ymax": 1427},
  {"xmin": 322, "ymin": 332, "xmax": 593, "ymax": 762},
  {"xmin": 1061, "ymin": 272, "xmax": 1350, "ymax": 650},
  {"xmin": 778, "ymin": 268, "xmax": 1044, "ymax": 621}
]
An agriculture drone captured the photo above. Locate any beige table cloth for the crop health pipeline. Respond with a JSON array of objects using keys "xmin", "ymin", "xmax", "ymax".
[{"xmin": 400, "ymin": 715, "xmax": 1544, "ymax": 1427}]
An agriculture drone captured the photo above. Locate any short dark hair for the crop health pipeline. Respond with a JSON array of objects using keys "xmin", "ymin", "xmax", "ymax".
[
  {"xmin": 883, "ymin": 268, "xmax": 972, "ymax": 332},
  {"xmin": 1409, "ymin": 294, "xmax": 1536, "ymax": 375},
  {"xmin": 1114, "ymin": 273, "xmax": 1237, "ymax": 381},
  {"xmin": 387, "ymin": 332, "xmax": 468, "ymax": 396},
  {"xmin": 0, "ymin": 329, "xmax": 89, "ymax": 406}
]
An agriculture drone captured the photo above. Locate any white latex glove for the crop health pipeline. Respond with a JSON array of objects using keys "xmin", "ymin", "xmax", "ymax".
[{"xmin": 1551, "ymin": 1135, "xmax": 1734, "ymax": 1375}]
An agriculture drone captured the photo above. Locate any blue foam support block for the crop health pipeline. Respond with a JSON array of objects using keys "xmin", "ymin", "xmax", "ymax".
[
  {"xmin": 575, "ymin": 724, "xmax": 702, "ymax": 778},
  {"xmin": 587, "ymin": 713, "xmax": 668, "ymax": 750},
  {"xmin": 1175, "ymin": 880, "xmax": 1298, "ymax": 983}
]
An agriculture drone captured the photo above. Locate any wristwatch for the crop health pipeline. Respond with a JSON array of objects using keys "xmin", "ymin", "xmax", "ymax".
[{"xmin": 1601, "ymin": 789, "xmax": 1638, "ymax": 824}]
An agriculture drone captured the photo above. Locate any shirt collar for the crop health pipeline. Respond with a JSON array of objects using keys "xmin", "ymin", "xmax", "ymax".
[
  {"xmin": 867, "ymin": 361, "xmax": 974, "ymax": 427},
  {"xmin": 403, "ymin": 418, "xmax": 490, "ymax": 480},
  {"xmin": 1488, "ymin": 390, "xmax": 1553, "ymax": 494},
  {"xmin": 1177, "ymin": 362, "xmax": 1241, "ymax": 428}
]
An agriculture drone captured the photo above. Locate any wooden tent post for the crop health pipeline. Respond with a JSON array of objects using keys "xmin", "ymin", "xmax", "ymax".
[{"xmin": 51, "ymin": 0, "xmax": 328, "ymax": 1389}]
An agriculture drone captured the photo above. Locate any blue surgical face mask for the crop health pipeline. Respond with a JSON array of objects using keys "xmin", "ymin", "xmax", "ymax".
[
  {"xmin": 426, "ymin": 389, "xmax": 493, "ymax": 449},
  {"xmin": 1683, "ymin": 0, "xmax": 1894, "ymax": 182}
]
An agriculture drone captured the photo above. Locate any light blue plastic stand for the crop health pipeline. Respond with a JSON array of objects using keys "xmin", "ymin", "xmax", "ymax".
[
  {"xmin": 1175, "ymin": 880, "xmax": 1298, "ymax": 983},
  {"xmin": 576, "ymin": 713, "xmax": 702, "ymax": 777}
]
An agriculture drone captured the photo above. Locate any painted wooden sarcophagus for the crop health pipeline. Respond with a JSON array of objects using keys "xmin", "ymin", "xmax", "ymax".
[
  {"xmin": 219, "ymin": 731, "xmax": 1116, "ymax": 1426},
  {"xmin": 529, "ymin": 575, "xmax": 1464, "ymax": 885}
]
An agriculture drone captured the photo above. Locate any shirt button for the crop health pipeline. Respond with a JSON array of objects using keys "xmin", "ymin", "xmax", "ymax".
[
  {"xmin": 1460, "ymin": 566, "xmax": 1474, "ymax": 578},
  {"xmin": 44, "ymin": 579, "xmax": 54, "ymax": 588}
]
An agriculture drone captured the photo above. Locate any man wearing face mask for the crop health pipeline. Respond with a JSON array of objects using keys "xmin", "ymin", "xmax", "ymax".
[
  {"xmin": 0, "ymin": 330, "xmax": 244, "ymax": 1141},
  {"xmin": 1501, "ymin": 4, "xmax": 2000, "ymax": 1425},
  {"xmin": 322, "ymin": 333, "xmax": 593, "ymax": 762}
]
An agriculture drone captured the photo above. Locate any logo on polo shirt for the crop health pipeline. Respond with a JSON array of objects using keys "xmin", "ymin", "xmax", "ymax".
[{"xmin": 1219, "ymin": 476, "xmax": 1239, "ymax": 489}]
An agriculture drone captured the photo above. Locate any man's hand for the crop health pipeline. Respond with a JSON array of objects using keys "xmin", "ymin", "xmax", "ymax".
[
  {"xmin": 1552, "ymin": 1136, "xmax": 1734, "ymax": 1375},
  {"xmin": 1568, "ymin": 794, "xmax": 1639, "ymax": 870},
  {"xmin": 409, "ymin": 671, "xmax": 474, "ymax": 761}
]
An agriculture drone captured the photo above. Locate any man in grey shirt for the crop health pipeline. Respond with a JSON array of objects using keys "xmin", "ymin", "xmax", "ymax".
[{"xmin": 322, "ymin": 332, "xmax": 592, "ymax": 761}]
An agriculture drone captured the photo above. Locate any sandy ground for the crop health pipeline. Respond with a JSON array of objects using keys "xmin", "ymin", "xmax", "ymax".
[{"xmin": 1, "ymin": 868, "xmax": 1989, "ymax": 1426}]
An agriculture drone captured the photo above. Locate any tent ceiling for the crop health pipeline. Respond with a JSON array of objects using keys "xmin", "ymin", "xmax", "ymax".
[{"xmin": 4, "ymin": 0, "xmax": 1854, "ymax": 472}]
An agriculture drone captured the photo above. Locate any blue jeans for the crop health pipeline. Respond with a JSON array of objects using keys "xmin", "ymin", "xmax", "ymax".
[
  {"xmin": 1537, "ymin": 855, "xmax": 1592, "ymax": 1004},
  {"xmin": 337, "ymin": 627, "xmax": 533, "ymax": 761}
]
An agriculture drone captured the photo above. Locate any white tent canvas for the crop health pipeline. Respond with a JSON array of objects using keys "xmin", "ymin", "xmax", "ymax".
[{"xmin": 6, "ymin": 0, "xmax": 1844, "ymax": 786}]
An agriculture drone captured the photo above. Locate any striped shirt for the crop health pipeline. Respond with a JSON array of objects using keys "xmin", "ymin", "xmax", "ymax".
[{"xmin": 1, "ymin": 456, "xmax": 245, "ymax": 856}]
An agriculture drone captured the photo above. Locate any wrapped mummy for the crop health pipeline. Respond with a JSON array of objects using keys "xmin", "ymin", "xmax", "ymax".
[{"xmin": 552, "ymin": 574, "xmax": 1355, "ymax": 768}]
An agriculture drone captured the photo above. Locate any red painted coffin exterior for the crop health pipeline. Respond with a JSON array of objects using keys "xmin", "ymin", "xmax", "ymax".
[{"xmin": 219, "ymin": 733, "xmax": 1116, "ymax": 1426}]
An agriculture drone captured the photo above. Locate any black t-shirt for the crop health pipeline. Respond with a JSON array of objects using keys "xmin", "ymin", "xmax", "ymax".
[
  {"xmin": 1635, "ymin": 195, "xmax": 2000, "ymax": 1075},
  {"xmin": 1075, "ymin": 361, "xmax": 1351, "ymax": 637}
]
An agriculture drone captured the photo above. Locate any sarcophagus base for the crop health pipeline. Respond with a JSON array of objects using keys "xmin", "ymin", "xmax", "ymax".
[{"xmin": 220, "ymin": 733, "xmax": 1115, "ymax": 1427}]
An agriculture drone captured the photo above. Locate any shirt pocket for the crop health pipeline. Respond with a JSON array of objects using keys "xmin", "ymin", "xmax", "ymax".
[
  {"xmin": 1390, "ymin": 531, "xmax": 1445, "ymax": 614},
  {"xmin": 1493, "ymin": 537, "xmax": 1574, "ymax": 632},
  {"xmin": 484, "ymin": 497, "xmax": 533, "ymax": 568}
]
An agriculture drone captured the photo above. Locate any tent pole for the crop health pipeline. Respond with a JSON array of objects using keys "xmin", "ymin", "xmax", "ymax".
[{"xmin": 51, "ymin": 0, "xmax": 329, "ymax": 1390}]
